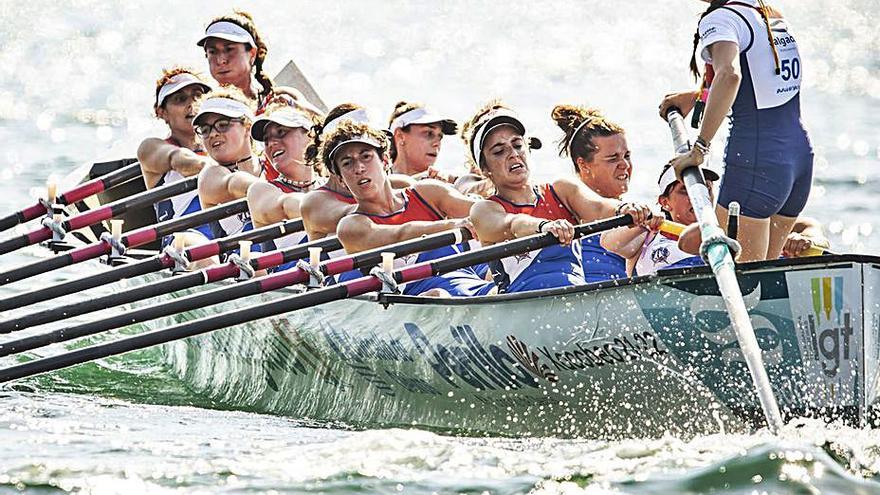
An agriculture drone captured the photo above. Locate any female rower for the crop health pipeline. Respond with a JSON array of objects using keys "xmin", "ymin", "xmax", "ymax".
[
  {"xmin": 466, "ymin": 102, "xmax": 652, "ymax": 294},
  {"xmin": 300, "ymin": 104, "xmax": 414, "ymax": 241},
  {"xmin": 551, "ymin": 105, "xmax": 630, "ymax": 283},
  {"xmin": 387, "ymin": 101, "xmax": 458, "ymax": 182},
  {"xmin": 323, "ymin": 120, "xmax": 493, "ymax": 297},
  {"xmin": 193, "ymin": 87, "xmax": 263, "ymax": 239},
  {"xmin": 246, "ymin": 101, "xmax": 323, "ymax": 259},
  {"xmin": 136, "ymin": 67, "xmax": 214, "ymax": 243},
  {"xmin": 601, "ymin": 163, "xmax": 720, "ymax": 275},
  {"xmin": 660, "ymin": 0, "xmax": 812, "ymax": 262}
]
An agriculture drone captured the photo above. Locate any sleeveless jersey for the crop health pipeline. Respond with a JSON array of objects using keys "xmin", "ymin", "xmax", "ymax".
[
  {"xmin": 154, "ymin": 137, "xmax": 214, "ymax": 241},
  {"xmin": 633, "ymin": 230, "xmax": 704, "ymax": 276},
  {"xmin": 488, "ymin": 184, "xmax": 585, "ymax": 293},
  {"xmin": 698, "ymin": 0, "xmax": 808, "ymax": 145},
  {"xmin": 581, "ymin": 234, "xmax": 627, "ymax": 283},
  {"xmin": 349, "ymin": 188, "xmax": 493, "ymax": 296},
  {"xmin": 260, "ymin": 178, "xmax": 326, "ymax": 272}
]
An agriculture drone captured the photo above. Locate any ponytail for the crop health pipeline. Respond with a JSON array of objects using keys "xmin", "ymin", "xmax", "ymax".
[
  {"xmin": 689, "ymin": 0, "xmax": 728, "ymax": 80},
  {"xmin": 550, "ymin": 104, "xmax": 623, "ymax": 173}
]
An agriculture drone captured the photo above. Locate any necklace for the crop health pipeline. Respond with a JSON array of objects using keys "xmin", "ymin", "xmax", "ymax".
[
  {"xmin": 220, "ymin": 155, "xmax": 252, "ymax": 172},
  {"xmin": 276, "ymin": 175, "xmax": 317, "ymax": 191}
]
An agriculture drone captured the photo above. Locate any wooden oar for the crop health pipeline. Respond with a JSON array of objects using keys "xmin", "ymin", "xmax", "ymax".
[
  {"xmin": 0, "ymin": 176, "xmax": 198, "ymax": 256},
  {"xmin": 0, "ymin": 234, "xmax": 346, "ymax": 358},
  {"xmin": 0, "ymin": 215, "xmax": 633, "ymax": 382},
  {"xmin": 0, "ymin": 199, "xmax": 249, "ymax": 286},
  {"xmin": 665, "ymin": 108, "xmax": 784, "ymax": 434},
  {"xmin": 0, "ymin": 218, "xmax": 304, "ymax": 320},
  {"xmin": 0, "ymin": 161, "xmax": 141, "ymax": 233}
]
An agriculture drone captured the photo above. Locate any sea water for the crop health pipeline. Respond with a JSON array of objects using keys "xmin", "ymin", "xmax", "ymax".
[{"xmin": 1, "ymin": 1, "xmax": 879, "ymax": 493}]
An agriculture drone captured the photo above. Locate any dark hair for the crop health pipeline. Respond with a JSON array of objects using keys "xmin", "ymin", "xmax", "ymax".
[
  {"xmin": 319, "ymin": 121, "xmax": 390, "ymax": 175},
  {"xmin": 153, "ymin": 66, "xmax": 207, "ymax": 116},
  {"xmin": 204, "ymin": 10, "xmax": 274, "ymax": 102},
  {"xmin": 387, "ymin": 101, "xmax": 422, "ymax": 160},
  {"xmin": 304, "ymin": 103, "xmax": 364, "ymax": 171},
  {"xmin": 460, "ymin": 99, "xmax": 511, "ymax": 172},
  {"xmin": 690, "ymin": 1, "xmax": 781, "ymax": 80},
  {"xmin": 550, "ymin": 104, "xmax": 624, "ymax": 172}
]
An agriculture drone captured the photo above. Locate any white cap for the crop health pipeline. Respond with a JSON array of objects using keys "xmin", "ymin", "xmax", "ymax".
[
  {"xmin": 658, "ymin": 164, "xmax": 720, "ymax": 194},
  {"xmin": 251, "ymin": 107, "xmax": 314, "ymax": 141},
  {"xmin": 327, "ymin": 133, "xmax": 384, "ymax": 163},
  {"xmin": 197, "ymin": 20, "xmax": 256, "ymax": 47},
  {"xmin": 193, "ymin": 96, "xmax": 254, "ymax": 125},
  {"xmin": 469, "ymin": 108, "xmax": 541, "ymax": 164},
  {"xmin": 322, "ymin": 108, "xmax": 377, "ymax": 137},
  {"xmin": 156, "ymin": 72, "xmax": 211, "ymax": 107},
  {"xmin": 389, "ymin": 106, "xmax": 457, "ymax": 135}
]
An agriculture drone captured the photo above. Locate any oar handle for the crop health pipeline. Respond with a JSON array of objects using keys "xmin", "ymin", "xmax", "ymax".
[
  {"xmin": 665, "ymin": 108, "xmax": 691, "ymax": 154},
  {"xmin": 0, "ymin": 161, "xmax": 141, "ymax": 233}
]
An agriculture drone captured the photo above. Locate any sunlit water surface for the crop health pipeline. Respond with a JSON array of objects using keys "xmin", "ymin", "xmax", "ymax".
[{"xmin": 1, "ymin": 1, "xmax": 879, "ymax": 493}]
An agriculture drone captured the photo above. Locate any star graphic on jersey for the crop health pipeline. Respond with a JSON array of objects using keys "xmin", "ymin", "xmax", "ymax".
[{"xmin": 513, "ymin": 252, "xmax": 533, "ymax": 263}]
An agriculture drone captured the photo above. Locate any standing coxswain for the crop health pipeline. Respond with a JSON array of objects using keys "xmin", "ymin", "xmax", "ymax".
[
  {"xmin": 660, "ymin": 0, "xmax": 812, "ymax": 261},
  {"xmin": 137, "ymin": 67, "xmax": 216, "ymax": 245},
  {"xmin": 193, "ymin": 88, "xmax": 263, "ymax": 240},
  {"xmin": 551, "ymin": 105, "xmax": 631, "ymax": 283},
  {"xmin": 322, "ymin": 120, "xmax": 493, "ymax": 297},
  {"xmin": 466, "ymin": 102, "xmax": 652, "ymax": 294}
]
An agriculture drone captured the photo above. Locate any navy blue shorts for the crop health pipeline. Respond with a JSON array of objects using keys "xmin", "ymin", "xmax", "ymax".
[{"xmin": 719, "ymin": 139, "xmax": 813, "ymax": 219}]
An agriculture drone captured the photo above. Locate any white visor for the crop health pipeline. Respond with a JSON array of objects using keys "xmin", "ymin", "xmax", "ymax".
[
  {"xmin": 469, "ymin": 109, "xmax": 528, "ymax": 163},
  {"xmin": 156, "ymin": 73, "xmax": 211, "ymax": 107},
  {"xmin": 251, "ymin": 107, "xmax": 314, "ymax": 141},
  {"xmin": 658, "ymin": 164, "xmax": 720, "ymax": 194},
  {"xmin": 322, "ymin": 108, "xmax": 376, "ymax": 136},
  {"xmin": 197, "ymin": 20, "xmax": 256, "ymax": 47},
  {"xmin": 193, "ymin": 97, "xmax": 254, "ymax": 125},
  {"xmin": 388, "ymin": 107, "xmax": 457, "ymax": 135},
  {"xmin": 327, "ymin": 133, "xmax": 383, "ymax": 163}
]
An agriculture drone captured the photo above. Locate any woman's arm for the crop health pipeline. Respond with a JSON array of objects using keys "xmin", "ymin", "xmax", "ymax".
[
  {"xmin": 470, "ymin": 199, "xmax": 574, "ymax": 245},
  {"xmin": 198, "ymin": 165, "xmax": 263, "ymax": 208},
  {"xmin": 247, "ymin": 182, "xmax": 304, "ymax": 228},
  {"xmin": 137, "ymin": 138, "xmax": 208, "ymax": 188},
  {"xmin": 413, "ymin": 179, "xmax": 477, "ymax": 219},
  {"xmin": 601, "ymin": 226, "xmax": 651, "ymax": 260},
  {"xmin": 696, "ymin": 41, "xmax": 741, "ymax": 143},
  {"xmin": 336, "ymin": 213, "xmax": 470, "ymax": 253}
]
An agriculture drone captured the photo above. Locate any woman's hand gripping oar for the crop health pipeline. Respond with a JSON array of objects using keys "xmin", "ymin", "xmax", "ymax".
[
  {"xmin": 0, "ymin": 218, "xmax": 306, "ymax": 327},
  {"xmin": 0, "ymin": 161, "xmax": 142, "ymax": 233},
  {"xmin": 0, "ymin": 214, "xmax": 634, "ymax": 382},
  {"xmin": 0, "ymin": 199, "xmax": 249, "ymax": 286},
  {"xmin": 665, "ymin": 107, "xmax": 784, "ymax": 434},
  {"xmin": 0, "ymin": 176, "xmax": 198, "ymax": 257}
]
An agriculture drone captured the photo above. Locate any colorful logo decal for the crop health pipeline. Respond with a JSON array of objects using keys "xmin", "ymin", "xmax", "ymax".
[
  {"xmin": 506, "ymin": 335, "xmax": 559, "ymax": 383},
  {"xmin": 805, "ymin": 276, "xmax": 852, "ymax": 378}
]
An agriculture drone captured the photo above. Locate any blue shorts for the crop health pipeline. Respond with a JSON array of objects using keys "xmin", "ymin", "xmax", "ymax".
[{"xmin": 719, "ymin": 139, "xmax": 813, "ymax": 219}]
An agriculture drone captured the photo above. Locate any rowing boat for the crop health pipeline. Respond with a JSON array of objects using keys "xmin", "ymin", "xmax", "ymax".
[{"xmin": 128, "ymin": 253, "xmax": 878, "ymax": 439}]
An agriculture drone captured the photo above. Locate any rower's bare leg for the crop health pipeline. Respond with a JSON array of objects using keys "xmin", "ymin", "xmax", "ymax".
[
  {"xmin": 766, "ymin": 214, "xmax": 799, "ymax": 260},
  {"xmin": 715, "ymin": 204, "xmax": 770, "ymax": 262}
]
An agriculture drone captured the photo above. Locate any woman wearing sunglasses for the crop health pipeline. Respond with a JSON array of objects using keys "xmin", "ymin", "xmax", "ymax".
[{"xmin": 193, "ymin": 87, "xmax": 264, "ymax": 239}]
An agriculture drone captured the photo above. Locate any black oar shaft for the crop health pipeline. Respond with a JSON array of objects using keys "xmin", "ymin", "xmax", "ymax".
[
  {"xmin": 0, "ymin": 199, "xmax": 248, "ymax": 286},
  {"xmin": 0, "ymin": 162, "xmax": 141, "ymax": 233},
  {"xmin": 0, "ymin": 218, "xmax": 630, "ymax": 382},
  {"xmin": 0, "ymin": 219, "xmax": 303, "ymax": 316}
]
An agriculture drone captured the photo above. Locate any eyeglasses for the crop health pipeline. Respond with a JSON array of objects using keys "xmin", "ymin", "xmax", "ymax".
[
  {"xmin": 194, "ymin": 117, "xmax": 244, "ymax": 138},
  {"xmin": 263, "ymin": 125, "xmax": 291, "ymax": 141}
]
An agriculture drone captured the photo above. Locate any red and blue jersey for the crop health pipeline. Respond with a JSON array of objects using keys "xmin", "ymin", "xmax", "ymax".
[{"xmin": 488, "ymin": 184, "xmax": 585, "ymax": 293}]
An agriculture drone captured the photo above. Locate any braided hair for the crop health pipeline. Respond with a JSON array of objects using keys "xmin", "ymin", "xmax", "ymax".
[
  {"xmin": 550, "ymin": 104, "xmax": 624, "ymax": 173},
  {"xmin": 204, "ymin": 10, "xmax": 274, "ymax": 102},
  {"xmin": 689, "ymin": 0, "xmax": 727, "ymax": 80}
]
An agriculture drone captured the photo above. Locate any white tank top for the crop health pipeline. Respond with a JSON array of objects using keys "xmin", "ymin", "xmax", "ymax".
[
  {"xmin": 698, "ymin": 0, "xmax": 802, "ymax": 110},
  {"xmin": 634, "ymin": 231, "xmax": 701, "ymax": 276}
]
